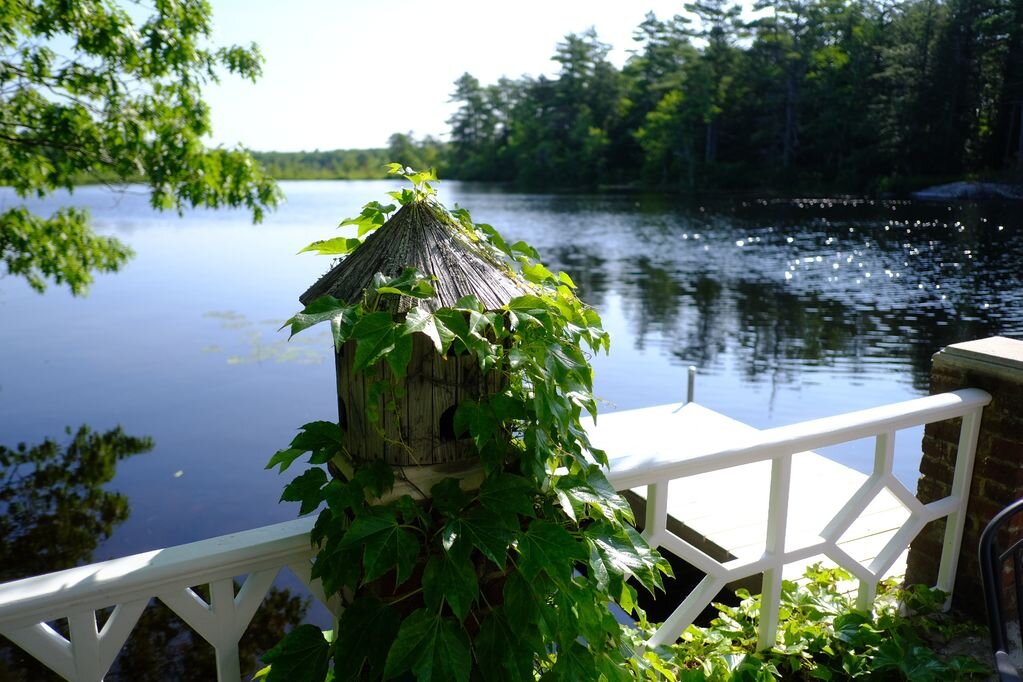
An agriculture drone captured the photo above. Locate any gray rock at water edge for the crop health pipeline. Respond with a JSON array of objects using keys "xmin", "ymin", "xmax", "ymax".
[{"xmin": 911, "ymin": 181, "xmax": 1023, "ymax": 201}]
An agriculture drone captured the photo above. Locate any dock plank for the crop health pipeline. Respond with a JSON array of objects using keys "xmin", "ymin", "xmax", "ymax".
[{"xmin": 588, "ymin": 403, "xmax": 910, "ymax": 584}]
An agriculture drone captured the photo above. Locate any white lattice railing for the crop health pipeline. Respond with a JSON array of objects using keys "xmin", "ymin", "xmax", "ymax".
[
  {"xmin": 0, "ymin": 516, "xmax": 327, "ymax": 681},
  {"xmin": 0, "ymin": 388, "xmax": 990, "ymax": 680},
  {"xmin": 605, "ymin": 388, "xmax": 991, "ymax": 651}
]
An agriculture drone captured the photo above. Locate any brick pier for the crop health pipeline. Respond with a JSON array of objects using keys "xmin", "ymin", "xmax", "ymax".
[{"xmin": 906, "ymin": 336, "xmax": 1023, "ymax": 618}]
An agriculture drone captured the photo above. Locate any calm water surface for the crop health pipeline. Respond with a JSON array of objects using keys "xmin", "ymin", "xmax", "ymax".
[{"xmin": 2, "ymin": 181, "xmax": 1022, "ymax": 571}]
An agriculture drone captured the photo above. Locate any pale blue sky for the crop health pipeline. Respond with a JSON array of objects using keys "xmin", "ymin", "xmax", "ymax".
[{"xmin": 203, "ymin": 1, "xmax": 693, "ymax": 152}]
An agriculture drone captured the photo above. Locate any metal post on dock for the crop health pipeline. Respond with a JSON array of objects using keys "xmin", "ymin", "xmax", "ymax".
[{"xmin": 686, "ymin": 366, "xmax": 696, "ymax": 404}]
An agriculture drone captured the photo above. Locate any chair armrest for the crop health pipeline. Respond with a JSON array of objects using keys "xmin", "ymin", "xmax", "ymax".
[{"xmin": 996, "ymin": 650, "xmax": 1021, "ymax": 682}]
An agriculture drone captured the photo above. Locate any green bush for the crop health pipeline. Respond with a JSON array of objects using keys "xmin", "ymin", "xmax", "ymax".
[{"xmin": 627, "ymin": 565, "xmax": 992, "ymax": 681}]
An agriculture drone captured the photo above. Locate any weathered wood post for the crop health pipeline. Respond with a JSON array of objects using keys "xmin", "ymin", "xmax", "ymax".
[
  {"xmin": 906, "ymin": 336, "xmax": 1023, "ymax": 617},
  {"xmin": 299, "ymin": 199, "xmax": 527, "ymax": 469}
]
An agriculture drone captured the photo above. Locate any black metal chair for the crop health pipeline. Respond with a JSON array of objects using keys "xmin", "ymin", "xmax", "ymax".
[{"xmin": 980, "ymin": 498, "xmax": 1023, "ymax": 682}]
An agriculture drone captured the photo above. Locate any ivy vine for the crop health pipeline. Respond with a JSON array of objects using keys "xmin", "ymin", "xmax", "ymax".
[{"xmin": 261, "ymin": 166, "xmax": 671, "ymax": 681}]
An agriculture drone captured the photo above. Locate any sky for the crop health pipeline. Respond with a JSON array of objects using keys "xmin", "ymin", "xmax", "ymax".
[{"xmin": 203, "ymin": 0, "xmax": 691, "ymax": 152}]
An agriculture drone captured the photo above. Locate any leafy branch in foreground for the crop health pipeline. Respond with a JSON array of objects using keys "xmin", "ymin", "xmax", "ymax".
[
  {"xmin": 0, "ymin": 0, "xmax": 281, "ymax": 295},
  {"xmin": 263, "ymin": 165, "xmax": 671, "ymax": 681}
]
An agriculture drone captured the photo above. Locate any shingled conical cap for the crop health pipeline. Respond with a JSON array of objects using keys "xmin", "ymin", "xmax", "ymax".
[{"xmin": 300, "ymin": 200, "xmax": 529, "ymax": 312}]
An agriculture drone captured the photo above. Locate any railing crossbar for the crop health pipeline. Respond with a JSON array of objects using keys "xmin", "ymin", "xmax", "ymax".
[{"xmin": 607, "ymin": 389, "xmax": 991, "ymax": 491}]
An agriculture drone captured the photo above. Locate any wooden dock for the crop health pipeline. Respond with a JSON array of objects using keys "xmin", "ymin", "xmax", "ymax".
[{"xmin": 586, "ymin": 402, "xmax": 910, "ymax": 588}]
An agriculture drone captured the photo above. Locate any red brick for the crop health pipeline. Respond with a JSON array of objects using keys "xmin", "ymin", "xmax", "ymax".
[
  {"xmin": 916, "ymin": 476, "xmax": 951, "ymax": 503},
  {"xmin": 981, "ymin": 477, "xmax": 1019, "ymax": 505},
  {"xmin": 922, "ymin": 431, "xmax": 957, "ymax": 454},
  {"xmin": 968, "ymin": 497, "xmax": 1013, "ymax": 529},
  {"xmin": 919, "ymin": 454, "xmax": 954, "ymax": 481},
  {"xmin": 975, "ymin": 456, "xmax": 1023, "ymax": 485},
  {"xmin": 977, "ymin": 411, "xmax": 1023, "ymax": 437},
  {"xmin": 924, "ymin": 418, "xmax": 965, "ymax": 446},
  {"xmin": 989, "ymin": 435, "xmax": 1023, "ymax": 460}
]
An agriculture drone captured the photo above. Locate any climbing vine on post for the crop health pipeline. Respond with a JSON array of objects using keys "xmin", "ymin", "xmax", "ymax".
[{"xmin": 263, "ymin": 166, "xmax": 671, "ymax": 681}]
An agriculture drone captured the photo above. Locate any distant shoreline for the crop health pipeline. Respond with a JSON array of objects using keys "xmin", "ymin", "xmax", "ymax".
[{"xmin": 15, "ymin": 170, "xmax": 1022, "ymax": 203}]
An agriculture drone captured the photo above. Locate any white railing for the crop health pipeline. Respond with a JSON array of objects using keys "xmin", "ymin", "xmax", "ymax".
[
  {"xmin": 606, "ymin": 388, "xmax": 990, "ymax": 651},
  {"xmin": 0, "ymin": 517, "xmax": 326, "ymax": 681},
  {"xmin": 0, "ymin": 388, "xmax": 990, "ymax": 680}
]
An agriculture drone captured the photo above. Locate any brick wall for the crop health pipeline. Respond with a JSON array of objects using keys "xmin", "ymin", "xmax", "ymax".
[{"xmin": 905, "ymin": 336, "xmax": 1023, "ymax": 619}]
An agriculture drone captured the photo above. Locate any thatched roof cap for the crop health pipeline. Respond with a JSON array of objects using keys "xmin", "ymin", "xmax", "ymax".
[{"xmin": 300, "ymin": 199, "xmax": 530, "ymax": 313}]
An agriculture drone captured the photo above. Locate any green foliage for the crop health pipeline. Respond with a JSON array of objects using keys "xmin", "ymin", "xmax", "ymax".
[
  {"xmin": 0, "ymin": 0, "xmax": 280, "ymax": 295},
  {"xmin": 0, "ymin": 207, "xmax": 134, "ymax": 294},
  {"xmin": 259, "ymin": 625, "xmax": 330, "ymax": 682},
  {"xmin": 265, "ymin": 169, "xmax": 671, "ymax": 681},
  {"xmin": 626, "ymin": 565, "xmax": 992, "ymax": 681},
  {"xmin": 443, "ymin": 0, "xmax": 1023, "ymax": 191}
]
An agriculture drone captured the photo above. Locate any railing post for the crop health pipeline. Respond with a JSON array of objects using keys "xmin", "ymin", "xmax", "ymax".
[
  {"xmin": 906, "ymin": 336, "xmax": 1023, "ymax": 617},
  {"xmin": 757, "ymin": 454, "xmax": 793, "ymax": 651}
]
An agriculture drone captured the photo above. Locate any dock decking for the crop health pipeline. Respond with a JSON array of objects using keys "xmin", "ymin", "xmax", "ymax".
[{"xmin": 586, "ymin": 402, "xmax": 909, "ymax": 588}]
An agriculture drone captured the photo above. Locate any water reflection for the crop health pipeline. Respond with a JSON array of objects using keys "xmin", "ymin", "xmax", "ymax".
[
  {"xmin": 106, "ymin": 587, "xmax": 306, "ymax": 682},
  {"xmin": 536, "ymin": 198, "xmax": 1022, "ymax": 392},
  {"xmin": 0, "ymin": 427, "xmax": 307, "ymax": 681},
  {"xmin": 0, "ymin": 426, "xmax": 153, "ymax": 582}
]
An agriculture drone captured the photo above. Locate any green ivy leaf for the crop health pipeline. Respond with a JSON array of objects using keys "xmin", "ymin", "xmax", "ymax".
[
  {"xmin": 475, "ymin": 610, "xmax": 536, "ymax": 682},
  {"xmin": 260, "ymin": 624, "xmax": 329, "ymax": 682},
  {"xmin": 516, "ymin": 519, "xmax": 585, "ymax": 583},
  {"xmin": 323, "ymin": 479, "xmax": 363, "ymax": 512},
  {"xmin": 298, "ymin": 236, "xmax": 362, "ymax": 256},
  {"xmin": 452, "ymin": 401, "xmax": 500, "ymax": 454},
  {"xmin": 479, "ymin": 473, "xmax": 535, "ymax": 518},
  {"xmin": 386, "ymin": 332, "xmax": 413, "ymax": 379},
  {"xmin": 505, "ymin": 295, "xmax": 553, "ymax": 332},
  {"xmin": 585, "ymin": 522, "xmax": 668, "ymax": 595},
  {"xmin": 383, "ymin": 609, "xmax": 470, "ymax": 682},
  {"xmin": 340, "ymin": 506, "xmax": 419, "ymax": 586},
  {"xmin": 339, "ymin": 200, "xmax": 395, "ymax": 237},
  {"xmin": 403, "ymin": 306, "xmax": 455, "ymax": 353},
  {"xmin": 387, "ymin": 187, "xmax": 417, "ymax": 205},
  {"xmin": 502, "ymin": 568, "xmax": 547, "ymax": 634},
  {"xmin": 509, "ymin": 240, "xmax": 540, "ymax": 259},
  {"xmin": 333, "ymin": 595, "xmax": 399, "ymax": 681},
  {"xmin": 266, "ymin": 447, "xmax": 304, "ymax": 473},
  {"xmin": 521, "ymin": 261, "xmax": 556, "ymax": 284},
  {"xmin": 352, "ymin": 311, "xmax": 397, "ymax": 370},
  {"xmin": 422, "ymin": 551, "xmax": 479, "ymax": 621},
  {"xmin": 353, "ymin": 460, "xmax": 395, "ymax": 498},
  {"xmin": 291, "ymin": 421, "xmax": 344, "ymax": 447},
  {"xmin": 476, "ymin": 222, "xmax": 512, "ymax": 257},
  {"xmin": 280, "ymin": 468, "xmax": 328, "ymax": 515},
  {"xmin": 373, "ymin": 267, "xmax": 436, "ymax": 299},
  {"xmin": 442, "ymin": 506, "xmax": 516, "ymax": 567},
  {"xmin": 283, "ymin": 295, "xmax": 359, "ymax": 341},
  {"xmin": 434, "ymin": 308, "xmax": 494, "ymax": 359},
  {"xmin": 559, "ymin": 468, "xmax": 634, "ymax": 524},
  {"xmin": 431, "ymin": 477, "xmax": 469, "ymax": 517}
]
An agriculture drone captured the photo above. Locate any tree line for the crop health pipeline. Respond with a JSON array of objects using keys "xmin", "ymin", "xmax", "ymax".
[
  {"xmin": 445, "ymin": 0, "xmax": 1023, "ymax": 193},
  {"xmin": 250, "ymin": 134, "xmax": 443, "ymax": 181}
]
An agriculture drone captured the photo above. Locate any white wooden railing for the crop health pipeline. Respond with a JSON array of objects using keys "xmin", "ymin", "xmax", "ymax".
[
  {"xmin": 0, "ymin": 388, "xmax": 990, "ymax": 681},
  {"xmin": 605, "ymin": 388, "xmax": 990, "ymax": 651}
]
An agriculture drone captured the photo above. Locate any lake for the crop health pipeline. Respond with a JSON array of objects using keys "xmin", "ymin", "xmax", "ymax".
[{"xmin": 1, "ymin": 180, "xmax": 1022, "ymax": 676}]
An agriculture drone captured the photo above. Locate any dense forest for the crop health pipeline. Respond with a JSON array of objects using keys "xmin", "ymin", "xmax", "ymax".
[{"xmin": 257, "ymin": 0, "xmax": 1023, "ymax": 194}]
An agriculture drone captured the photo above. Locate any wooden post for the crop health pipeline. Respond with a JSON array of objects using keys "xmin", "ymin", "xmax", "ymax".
[{"xmin": 905, "ymin": 336, "xmax": 1023, "ymax": 618}]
